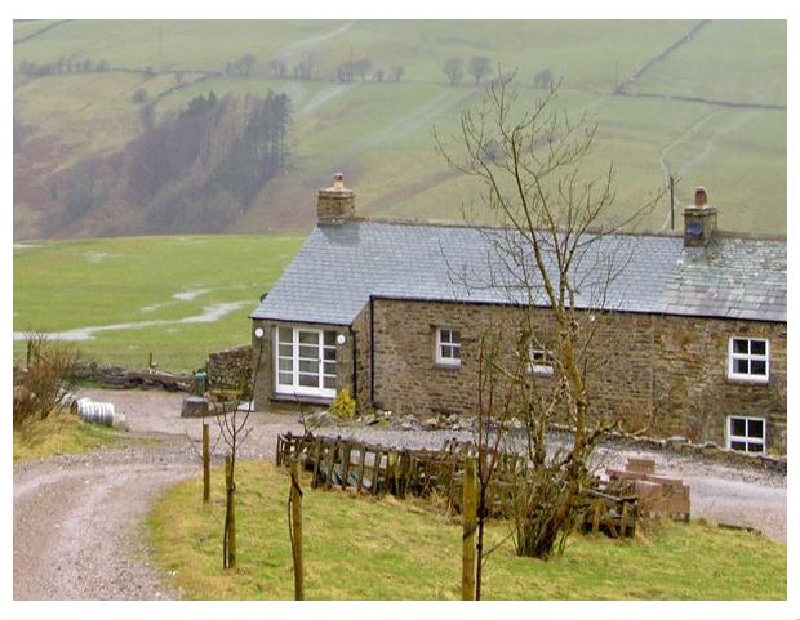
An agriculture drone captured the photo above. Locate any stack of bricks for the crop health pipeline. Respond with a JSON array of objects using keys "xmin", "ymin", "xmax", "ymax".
[{"xmin": 605, "ymin": 457, "xmax": 690, "ymax": 522}]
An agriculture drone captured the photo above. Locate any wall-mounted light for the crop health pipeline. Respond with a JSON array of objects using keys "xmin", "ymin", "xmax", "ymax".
[
  {"xmin": 254, "ymin": 327, "xmax": 265, "ymax": 339},
  {"xmin": 336, "ymin": 333, "xmax": 347, "ymax": 345}
]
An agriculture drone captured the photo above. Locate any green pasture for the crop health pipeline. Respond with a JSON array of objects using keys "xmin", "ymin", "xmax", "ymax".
[
  {"xmin": 147, "ymin": 459, "xmax": 787, "ymax": 600},
  {"xmin": 13, "ymin": 235, "xmax": 303, "ymax": 372},
  {"xmin": 13, "ymin": 19, "xmax": 786, "ymax": 237}
]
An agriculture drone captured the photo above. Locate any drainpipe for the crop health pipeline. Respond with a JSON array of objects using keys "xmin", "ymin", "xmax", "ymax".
[
  {"xmin": 369, "ymin": 296, "xmax": 375, "ymax": 407},
  {"xmin": 350, "ymin": 327, "xmax": 357, "ymax": 406}
]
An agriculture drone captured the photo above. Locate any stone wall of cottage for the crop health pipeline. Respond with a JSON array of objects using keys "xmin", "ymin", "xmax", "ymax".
[
  {"xmin": 651, "ymin": 315, "xmax": 787, "ymax": 450},
  {"xmin": 351, "ymin": 305, "xmax": 372, "ymax": 412},
  {"xmin": 369, "ymin": 299, "xmax": 787, "ymax": 452}
]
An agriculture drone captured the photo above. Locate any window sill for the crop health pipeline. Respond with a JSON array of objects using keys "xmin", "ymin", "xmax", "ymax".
[
  {"xmin": 272, "ymin": 393, "xmax": 333, "ymax": 406},
  {"xmin": 725, "ymin": 375, "xmax": 769, "ymax": 386},
  {"xmin": 434, "ymin": 362, "xmax": 462, "ymax": 371}
]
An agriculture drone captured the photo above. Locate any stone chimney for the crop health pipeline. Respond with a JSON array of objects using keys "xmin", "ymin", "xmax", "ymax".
[
  {"xmin": 316, "ymin": 173, "xmax": 355, "ymax": 226},
  {"xmin": 683, "ymin": 186, "xmax": 717, "ymax": 247}
]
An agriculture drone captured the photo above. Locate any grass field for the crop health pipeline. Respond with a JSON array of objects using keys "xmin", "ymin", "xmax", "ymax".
[
  {"xmin": 12, "ymin": 235, "xmax": 303, "ymax": 372},
  {"xmin": 146, "ymin": 459, "xmax": 787, "ymax": 601},
  {"xmin": 13, "ymin": 19, "xmax": 787, "ymax": 239}
]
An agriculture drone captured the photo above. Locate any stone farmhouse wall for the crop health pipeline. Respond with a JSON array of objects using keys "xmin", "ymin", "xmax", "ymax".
[{"xmin": 368, "ymin": 298, "xmax": 786, "ymax": 452}]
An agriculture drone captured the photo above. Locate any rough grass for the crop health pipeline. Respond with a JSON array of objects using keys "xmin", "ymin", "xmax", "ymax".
[
  {"xmin": 147, "ymin": 459, "xmax": 787, "ymax": 601},
  {"xmin": 12, "ymin": 408, "xmax": 126, "ymax": 463},
  {"xmin": 13, "ymin": 235, "xmax": 303, "ymax": 372}
]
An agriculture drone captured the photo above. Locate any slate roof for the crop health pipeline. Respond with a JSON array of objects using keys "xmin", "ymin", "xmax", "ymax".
[{"xmin": 251, "ymin": 220, "xmax": 787, "ymax": 325}]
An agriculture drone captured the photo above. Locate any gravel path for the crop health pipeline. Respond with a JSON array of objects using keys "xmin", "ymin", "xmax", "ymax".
[{"xmin": 13, "ymin": 388, "xmax": 787, "ymax": 601}]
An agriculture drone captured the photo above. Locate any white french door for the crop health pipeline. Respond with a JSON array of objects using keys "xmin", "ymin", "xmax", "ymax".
[{"xmin": 275, "ymin": 326, "xmax": 337, "ymax": 398}]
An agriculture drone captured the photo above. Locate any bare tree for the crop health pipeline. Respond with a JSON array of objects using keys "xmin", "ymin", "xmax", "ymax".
[
  {"xmin": 443, "ymin": 57, "xmax": 464, "ymax": 86},
  {"xmin": 435, "ymin": 72, "xmax": 664, "ymax": 561},
  {"xmin": 211, "ymin": 334, "xmax": 267, "ymax": 569},
  {"xmin": 468, "ymin": 56, "xmax": 492, "ymax": 86},
  {"xmin": 391, "ymin": 64, "xmax": 405, "ymax": 82}
]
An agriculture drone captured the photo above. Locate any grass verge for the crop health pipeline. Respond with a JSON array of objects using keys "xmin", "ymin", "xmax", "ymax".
[
  {"xmin": 147, "ymin": 459, "xmax": 786, "ymax": 601},
  {"xmin": 13, "ymin": 409, "xmax": 128, "ymax": 463}
]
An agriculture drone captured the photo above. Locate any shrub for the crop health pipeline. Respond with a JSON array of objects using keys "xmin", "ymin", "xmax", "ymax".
[
  {"xmin": 329, "ymin": 388, "xmax": 356, "ymax": 419},
  {"xmin": 14, "ymin": 334, "xmax": 76, "ymax": 430}
]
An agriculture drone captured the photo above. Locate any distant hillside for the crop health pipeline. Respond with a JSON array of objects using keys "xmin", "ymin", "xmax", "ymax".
[{"xmin": 13, "ymin": 19, "xmax": 787, "ymax": 239}]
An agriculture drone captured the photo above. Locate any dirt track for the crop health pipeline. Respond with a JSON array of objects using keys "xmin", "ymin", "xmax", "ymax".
[{"xmin": 13, "ymin": 388, "xmax": 787, "ymax": 601}]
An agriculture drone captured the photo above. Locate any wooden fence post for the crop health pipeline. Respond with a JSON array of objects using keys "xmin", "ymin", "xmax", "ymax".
[
  {"xmin": 462, "ymin": 457, "xmax": 477, "ymax": 601},
  {"xmin": 203, "ymin": 423, "xmax": 210, "ymax": 503},
  {"xmin": 290, "ymin": 458, "xmax": 304, "ymax": 601}
]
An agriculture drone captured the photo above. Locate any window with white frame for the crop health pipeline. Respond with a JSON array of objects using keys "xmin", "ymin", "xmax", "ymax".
[
  {"xmin": 726, "ymin": 416, "xmax": 766, "ymax": 453},
  {"xmin": 275, "ymin": 326, "xmax": 337, "ymax": 398},
  {"xmin": 527, "ymin": 346, "xmax": 555, "ymax": 376},
  {"xmin": 728, "ymin": 337, "xmax": 769, "ymax": 382},
  {"xmin": 436, "ymin": 328, "xmax": 461, "ymax": 367}
]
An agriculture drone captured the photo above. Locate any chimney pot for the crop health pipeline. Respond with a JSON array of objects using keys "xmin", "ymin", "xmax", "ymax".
[{"xmin": 694, "ymin": 186, "xmax": 708, "ymax": 207}]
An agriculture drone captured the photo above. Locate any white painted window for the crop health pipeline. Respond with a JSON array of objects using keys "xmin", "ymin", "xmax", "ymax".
[
  {"xmin": 728, "ymin": 337, "xmax": 769, "ymax": 382},
  {"xmin": 275, "ymin": 327, "xmax": 337, "ymax": 398},
  {"xmin": 436, "ymin": 328, "xmax": 461, "ymax": 367},
  {"xmin": 527, "ymin": 347, "xmax": 555, "ymax": 376},
  {"xmin": 726, "ymin": 416, "xmax": 766, "ymax": 453}
]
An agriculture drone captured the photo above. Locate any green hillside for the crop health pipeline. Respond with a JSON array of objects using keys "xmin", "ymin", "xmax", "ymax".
[{"xmin": 13, "ymin": 19, "xmax": 787, "ymax": 239}]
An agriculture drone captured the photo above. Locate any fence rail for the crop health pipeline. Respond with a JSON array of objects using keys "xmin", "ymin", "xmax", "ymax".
[{"xmin": 275, "ymin": 433, "xmax": 688, "ymax": 539}]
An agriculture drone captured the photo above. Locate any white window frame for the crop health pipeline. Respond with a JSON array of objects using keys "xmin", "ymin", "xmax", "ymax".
[
  {"xmin": 727, "ymin": 337, "xmax": 769, "ymax": 383},
  {"xmin": 527, "ymin": 346, "xmax": 555, "ymax": 376},
  {"xmin": 726, "ymin": 415, "xmax": 766, "ymax": 454},
  {"xmin": 435, "ymin": 328, "xmax": 461, "ymax": 367},
  {"xmin": 275, "ymin": 326, "xmax": 337, "ymax": 398}
]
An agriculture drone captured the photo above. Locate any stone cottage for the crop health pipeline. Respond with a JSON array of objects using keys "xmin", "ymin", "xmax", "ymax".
[{"xmin": 251, "ymin": 174, "xmax": 787, "ymax": 453}]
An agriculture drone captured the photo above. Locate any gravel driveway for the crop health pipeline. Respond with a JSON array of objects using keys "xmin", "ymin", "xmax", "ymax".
[{"xmin": 13, "ymin": 388, "xmax": 787, "ymax": 601}]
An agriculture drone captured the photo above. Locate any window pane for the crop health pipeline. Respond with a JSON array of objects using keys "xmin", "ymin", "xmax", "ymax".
[
  {"xmin": 298, "ymin": 373, "xmax": 318, "ymax": 388},
  {"xmin": 452, "ymin": 345, "xmax": 461, "ymax": 359},
  {"xmin": 746, "ymin": 441, "xmax": 764, "ymax": 453},
  {"xmin": 734, "ymin": 359, "xmax": 749, "ymax": 374},
  {"xmin": 324, "ymin": 331, "xmax": 336, "ymax": 346},
  {"xmin": 323, "ymin": 348, "xmax": 336, "ymax": 361},
  {"xmin": 751, "ymin": 340, "xmax": 766, "ymax": 356},
  {"xmin": 324, "ymin": 361, "xmax": 336, "ymax": 376},
  {"xmin": 451, "ymin": 330, "xmax": 461, "ymax": 344},
  {"xmin": 441, "ymin": 345, "xmax": 452, "ymax": 359},
  {"xmin": 323, "ymin": 376, "xmax": 336, "ymax": 389},
  {"xmin": 299, "ymin": 330, "xmax": 319, "ymax": 345},
  {"xmin": 278, "ymin": 327, "xmax": 293, "ymax": 343},
  {"xmin": 278, "ymin": 358, "xmax": 294, "ymax": 372},
  {"xmin": 731, "ymin": 418, "xmax": 747, "ymax": 436},
  {"xmin": 747, "ymin": 419, "xmax": 764, "ymax": 439},
  {"xmin": 278, "ymin": 343, "xmax": 293, "ymax": 357},
  {"xmin": 750, "ymin": 360, "xmax": 766, "ymax": 376},
  {"xmin": 298, "ymin": 344, "xmax": 319, "ymax": 359},
  {"xmin": 278, "ymin": 372, "xmax": 293, "ymax": 385},
  {"xmin": 730, "ymin": 441, "xmax": 747, "ymax": 452},
  {"xmin": 299, "ymin": 359, "xmax": 319, "ymax": 373},
  {"xmin": 733, "ymin": 339, "xmax": 748, "ymax": 354},
  {"xmin": 439, "ymin": 329, "xmax": 452, "ymax": 344}
]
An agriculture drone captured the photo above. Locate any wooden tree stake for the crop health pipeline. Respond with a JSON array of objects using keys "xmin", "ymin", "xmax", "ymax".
[
  {"xmin": 290, "ymin": 458, "xmax": 304, "ymax": 600},
  {"xmin": 462, "ymin": 457, "xmax": 477, "ymax": 601}
]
